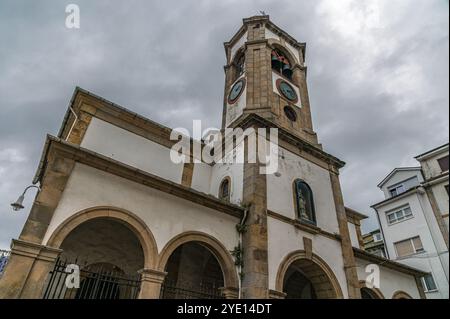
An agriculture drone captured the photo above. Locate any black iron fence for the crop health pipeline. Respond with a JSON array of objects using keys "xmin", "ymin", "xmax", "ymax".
[
  {"xmin": 160, "ymin": 280, "xmax": 224, "ymax": 299},
  {"xmin": 43, "ymin": 259, "xmax": 141, "ymax": 299}
]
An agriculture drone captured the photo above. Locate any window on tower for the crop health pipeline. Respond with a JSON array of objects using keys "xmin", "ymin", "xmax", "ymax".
[
  {"xmin": 219, "ymin": 177, "xmax": 231, "ymax": 202},
  {"xmin": 294, "ymin": 179, "xmax": 316, "ymax": 225},
  {"xmin": 271, "ymin": 49, "xmax": 293, "ymax": 80}
]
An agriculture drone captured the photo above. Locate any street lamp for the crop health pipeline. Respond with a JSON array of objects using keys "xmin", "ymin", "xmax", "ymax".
[{"xmin": 10, "ymin": 185, "xmax": 40, "ymax": 211}]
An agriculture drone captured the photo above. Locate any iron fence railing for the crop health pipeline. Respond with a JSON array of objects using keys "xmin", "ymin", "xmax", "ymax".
[
  {"xmin": 42, "ymin": 258, "xmax": 141, "ymax": 299},
  {"xmin": 160, "ymin": 280, "xmax": 224, "ymax": 299}
]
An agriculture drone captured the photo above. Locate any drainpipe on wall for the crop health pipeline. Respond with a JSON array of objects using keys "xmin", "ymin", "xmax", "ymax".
[{"xmin": 373, "ymin": 207, "xmax": 390, "ymax": 259}]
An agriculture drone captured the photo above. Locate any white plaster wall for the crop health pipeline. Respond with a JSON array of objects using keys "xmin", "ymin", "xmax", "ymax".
[
  {"xmin": 272, "ymin": 72, "xmax": 301, "ymax": 108},
  {"xmin": 267, "ymin": 217, "xmax": 349, "ymax": 298},
  {"xmin": 226, "ymin": 76, "xmax": 246, "ymax": 127},
  {"xmin": 378, "ymin": 193, "xmax": 437, "ymax": 258},
  {"xmin": 420, "ymin": 149, "xmax": 449, "ymax": 180},
  {"xmin": 348, "ymin": 222, "xmax": 360, "ymax": 248},
  {"xmin": 380, "ymin": 170, "xmax": 423, "ymax": 199},
  {"xmin": 286, "ymin": 42, "xmax": 301, "ymax": 64},
  {"xmin": 81, "ymin": 118, "xmax": 183, "ymax": 184},
  {"xmin": 190, "ymin": 163, "xmax": 212, "ymax": 194},
  {"xmin": 355, "ymin": 258, "xmax": 421, "ymax": 299},
  {"xmin": 267, "ymin": 146, "xmax": 340, "ymax": 234},
  {"xmin": 43, "ymin": 163, "xmax": 240, "ymax": 257},
  {"xmin": 208, "ymin": 142, "xmax": 244, "ymax": 205},
  {"xmin": 190, "ymin": 141, "xmax": 244, "ymax": 205},
  {"xmin": 377, "ymin": 192, "xmax": 449, "ymax": 298},
  {"xmin": 265, "ymin": 27, "xmax": 280, "ymax": 42}
]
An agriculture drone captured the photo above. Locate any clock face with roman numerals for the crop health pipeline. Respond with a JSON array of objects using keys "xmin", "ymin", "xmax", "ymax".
[
  {"xmin": 228, "ymin": 78, "xmax": 246, "ymax": 104},
  {"xmin": 276, "ymin": 79, "xmax": 298, "ymax": 103}
]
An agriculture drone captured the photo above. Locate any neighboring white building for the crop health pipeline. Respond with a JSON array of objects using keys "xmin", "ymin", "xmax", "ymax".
[{"xmin": 372, "ymin": 143, "xmax": 449, "ymax": 299}]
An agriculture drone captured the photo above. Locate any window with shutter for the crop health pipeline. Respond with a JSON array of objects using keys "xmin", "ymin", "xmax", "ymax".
[{"xmin": 394, "ymin": 236, "xmax": 424, "ymax": 257}]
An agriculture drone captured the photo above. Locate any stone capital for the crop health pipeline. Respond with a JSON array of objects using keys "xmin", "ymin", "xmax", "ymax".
[
  {"xmin": 138, "ymin": 268, "xmax": 167, "ymax": 284},
  {"xmin": 11, "ymin": 239, "xmax": 62, "ymax": 262},
  {"xmin": 269, "ymin": 289, "xmax": 287, "ymax": 299}
]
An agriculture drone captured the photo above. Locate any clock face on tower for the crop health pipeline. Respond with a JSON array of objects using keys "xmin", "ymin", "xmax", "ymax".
[
  {"xmin": 228, "ymin": 78, "xmax": 246, "ymax": 104},
  {"xmin": 276, "ymin": 79, "xmax": 298, "ymax": 103}
]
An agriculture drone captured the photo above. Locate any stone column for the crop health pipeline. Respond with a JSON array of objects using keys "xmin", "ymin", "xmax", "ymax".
[
  {"xmin": 19, "ymin": 155, "xmax": 75, "ymax": 244},
  {"xmin": 138, "ymin": 269, "xmax": 167, "ymax": 299},
  {"xmin": 0, "ymin": 239, "xmax": 61, "ymax": 299},
  {"xmin": 241, "ymin": 129, "xmax": 269, "ymax": 299},
  {"xmin": 329, "ymin": 168, "xmax": 361, "ymax": 299}
]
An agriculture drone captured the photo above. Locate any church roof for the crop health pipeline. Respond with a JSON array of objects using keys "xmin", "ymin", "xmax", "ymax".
[
  {"xmin": 345, "ymin": 207, "xmax": 368, "ymax": 221},
  {"xmin": 224, "ymin": 15, "xmax": 306, "ymax": 55}
]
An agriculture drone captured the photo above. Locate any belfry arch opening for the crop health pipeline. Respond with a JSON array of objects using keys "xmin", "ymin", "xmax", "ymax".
[
  {"xmin": 282, "ymin": 258, "xmax": 339, "ymax": 299},
  {"xmin": 161, "ymin": 242, "xmax": 225, "ymax": 299},
  {"xmin": 271, "ymin": 48, "xmax": 293, "ymax": 80}
]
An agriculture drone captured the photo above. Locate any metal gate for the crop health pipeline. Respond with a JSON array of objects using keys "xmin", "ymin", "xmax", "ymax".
[{"xmin": 43, "ymin": 259, "xmax": 141, "ymax": 299}]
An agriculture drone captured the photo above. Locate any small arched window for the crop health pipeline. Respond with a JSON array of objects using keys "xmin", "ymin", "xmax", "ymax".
[
  {"xmin": 294, "ymin": 179, "xmax": 316, "ymax": 224},
  {"xmin": 219, "ymin": 178, "xmax": 231, "ymax": 201},
  {"xmin": 271, "ymin": 49, "xmax": 293, "ymax": 80}
]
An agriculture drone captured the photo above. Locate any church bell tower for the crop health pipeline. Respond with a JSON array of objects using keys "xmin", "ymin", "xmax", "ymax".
[{"xmin": 222, "ymin": 15, "xmax": 319, "ymax": 147}]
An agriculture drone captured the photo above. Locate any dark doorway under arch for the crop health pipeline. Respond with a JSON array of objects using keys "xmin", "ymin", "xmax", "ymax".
[
  {"xmin": 282, "ymin": 258, "xmax": 338, "ymax": 299},
  {"xmin": 161, "ymin": 242, "xmax": 224, "ymax": 299},
  {"xmin": 44, "ymin": 218, "xmax": 144, "ymax": 299}
]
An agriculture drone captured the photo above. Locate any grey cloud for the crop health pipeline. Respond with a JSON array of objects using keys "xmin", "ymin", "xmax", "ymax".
[{"xmin": 0, "ymin": 0, "xmax": 448, "ymax": 247}]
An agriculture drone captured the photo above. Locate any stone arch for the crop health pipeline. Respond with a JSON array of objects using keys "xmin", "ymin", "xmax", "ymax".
[
  {"xmin": 276, "ymin": 250, "xmax": 343, "ymax": 299},
  {"xmin": 230, "ymin": 46, "xmax": 246, "ymax": 83},
  {"xmin": 231, "ymin": 45, "xmax": 245, "ymax": 64},
  {"xmin": 392, "ymin": 290, "xmax": 413, "ymax": 299},
  {"xmin": 46, "ymin": 206, "xmax": 158, "ymax": 269},
  {"xmin": 158, "ymin": 231, "xmax": 239, "ymax": 289},
  {"xmin": 359, "ymin": 281, "xmax": 384, "ymax": 299}
]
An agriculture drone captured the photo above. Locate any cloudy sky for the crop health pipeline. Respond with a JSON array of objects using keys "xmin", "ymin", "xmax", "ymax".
[{"xmin": 0, "ymin": 0, "xmax": 448, "ymax": 249}]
